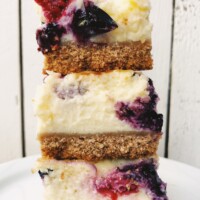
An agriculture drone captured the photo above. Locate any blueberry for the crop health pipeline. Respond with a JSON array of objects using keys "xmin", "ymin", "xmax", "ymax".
[
  {"xmin": 38, "ymin": 168, "xmax": 53, "ymax": 179},
  {"xmin": 54, "ymin": 83, "xmax": 88, "ymax": 100},
  {"xmin": 36, "ymin": 23, "xmax": 66, "ymax": 53},
  {"xmin": 119, "ymin": 160, "xmax": 168, "ymax": 200},
  {"xmin": 71, "ymin": 1, "xmax": 118, "ymax": 41},
  {"xmin": 115, "ymin": 79, "xmax": 163, "ymax": 132}
]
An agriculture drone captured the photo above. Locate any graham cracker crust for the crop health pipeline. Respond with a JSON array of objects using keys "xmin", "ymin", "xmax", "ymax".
[
  {"xmin": 39, "ymin": 132, "xmax": 161, "ymax": 161},
  {"xmin": 43, "ymin": 41, "xmax": 153, "ymax": 75}
]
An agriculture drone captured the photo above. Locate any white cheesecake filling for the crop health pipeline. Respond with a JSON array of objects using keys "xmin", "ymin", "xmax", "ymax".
[
  {"xmin": 35, "ymin": 159, "xmax": 155, "ymax": 200},
  {"xmin": 34, "ymin": 70, "xmax": 150, "ymax": 135},
  {"xmin": 91, "ymin": 0, "xmax": 152, "ymax": 42},
  {"xmin": 36, "ymin": 0, "xmax": 152, "ymax": 42}
]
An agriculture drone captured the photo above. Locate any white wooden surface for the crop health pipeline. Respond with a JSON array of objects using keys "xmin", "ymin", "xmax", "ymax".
[
  {"xmin": 22, "ymin": 0, "xmax": 42, "ymax": 156},
  {"xmin": 1, "ymin": 0, "xmax": 200, "ymax": 168},
  {"xmin": 149, "ymin": 0, "xmax": 173, "ymax": 156},
  {"xmin": 0, "ymin": 0, "xmax": 22, "ymax": 162},
  {"xmin": 169, "ymin": 0, "xmax": 200, "ymax": 168}
]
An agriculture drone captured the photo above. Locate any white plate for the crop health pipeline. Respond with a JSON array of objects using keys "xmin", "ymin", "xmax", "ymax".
[{"xmin": 0, "ymin": 156, "xmax": 200, "ymax": 200}]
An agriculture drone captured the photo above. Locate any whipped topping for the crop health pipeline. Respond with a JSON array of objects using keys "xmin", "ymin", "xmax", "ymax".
[{"xmin": 34, "ymin": 70, "xmax": 150, "ymax": 135}]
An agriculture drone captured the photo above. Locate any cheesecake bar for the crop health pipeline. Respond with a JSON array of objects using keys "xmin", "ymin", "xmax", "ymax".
[
  {"xmin": 34, "ymin": 158, "xmax": 167, "ymax": 200},
  {"xmin": 35, "ymin": 0, "xmax": 153, "ymax": 74},
  {"xmin": 34, "ymin": 70, "xmax": 163, "ymax": 161}
]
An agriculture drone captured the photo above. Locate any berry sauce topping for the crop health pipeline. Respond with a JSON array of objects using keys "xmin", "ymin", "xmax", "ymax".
[
  {"xmin": 71, "ymin": 1, "xmax": 118, "ymax": 41},
  {"xmin": 95, "ymin": 159, "xmax": 168, "ymax": 200},
  {"xmin": 36, "ymin": 23, "xmax": 66, "ymax": 53},
  {"xmin": 115, "ymin": 79, "xmax": 163, "ymax": 132},
  {"xmin": 38, "ymin": 168, "xmax": 53, "ymax": 179},
  {"xmin": 35, "ymin": 0, "xmax": 69, "ymax": 22},
  {"xmin": 54, "ymin": 83, "xmax": 88, "ymax": 100}
]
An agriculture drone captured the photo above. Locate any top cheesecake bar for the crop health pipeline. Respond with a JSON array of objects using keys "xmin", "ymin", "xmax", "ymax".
[{"xmin": 35, "ymin": 0, "xmax": 153, "ymax": 74}]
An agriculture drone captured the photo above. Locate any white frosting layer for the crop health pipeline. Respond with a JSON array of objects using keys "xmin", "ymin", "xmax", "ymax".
[
  {"xmin": 35, "ymin": 159, "xmax": 152, "ymax": 200},
  {"xmin": 36, "ymin": 0, "xmax": 152, "ymax": 42},
  {"xmin": 34, "ymin": 70, "xmax": 149, "ymax": 135}
]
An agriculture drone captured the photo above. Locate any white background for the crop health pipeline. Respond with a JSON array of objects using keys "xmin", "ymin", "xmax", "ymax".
[{"xmin": 1, "ymin": 0, "xmax": 200, "ymax": 168}]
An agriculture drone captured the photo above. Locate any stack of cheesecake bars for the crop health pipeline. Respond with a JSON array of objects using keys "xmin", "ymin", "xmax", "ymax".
[{"xmin": 33, "ymin": 0, "xmax": 168, "ymax": 199}]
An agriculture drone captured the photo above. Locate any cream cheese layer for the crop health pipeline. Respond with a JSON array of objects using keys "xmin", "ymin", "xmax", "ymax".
[
  {"xmin": 34, "ymin": 70, "xmax": 152, "ymax": 135},
  {"xmin": 91, "ymin": 0, "xmax": 152, "ymax": 42},
  {"xmin": 34, "ymin": 158, "xmax": 167, "ymax": 200},
  {"xmin": 36, "ymin": 0, "xmax": 151, "ymax": 43},
  {"xmin": 35, "ymin": 159, "xmax": 151, "ymax": 200}
]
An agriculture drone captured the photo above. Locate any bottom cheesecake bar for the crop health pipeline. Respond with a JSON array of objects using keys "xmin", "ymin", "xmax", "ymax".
[
  {"xmin": 34, "ymin": 158, "xmax": 168, "ymax": 200},
  {"xmin": 39, "ymin": 132, "xmax": 161, "ymax": 161}
]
